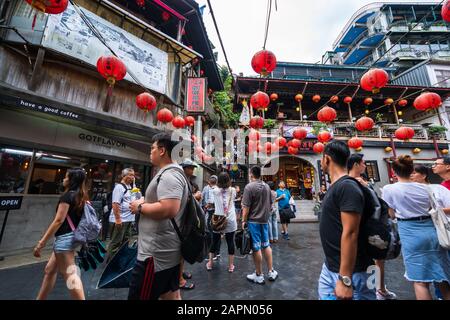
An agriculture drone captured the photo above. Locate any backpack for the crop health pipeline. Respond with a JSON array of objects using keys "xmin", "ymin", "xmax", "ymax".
[
  {"xmin": 156, "ymin": 167, "xmax": 208, "ymax": 264},
  {"xmin": 345, "ymin": 177, "xmax": 401, "ymax": 261},
  {"xmin": 67, "ymin": 201, "xmax": 102, "ymax": 246}
]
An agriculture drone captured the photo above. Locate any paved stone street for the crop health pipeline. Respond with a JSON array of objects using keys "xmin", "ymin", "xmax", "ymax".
[{"xmin": 0, "ymin": 223, "xmax": 416, "ymax": 300}]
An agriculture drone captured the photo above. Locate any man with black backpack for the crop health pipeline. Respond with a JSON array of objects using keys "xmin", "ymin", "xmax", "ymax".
[{"xmin": 318, "ymin": 141, "xmax": 375, "ymax": 300}]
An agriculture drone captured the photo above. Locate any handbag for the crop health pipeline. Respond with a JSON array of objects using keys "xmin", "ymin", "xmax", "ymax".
[
  {"xmin": 211, "ymin": 188, "xmax": 233, "ymax": 232},
  {"xmin": 280, "ymin": 207, "xmax": 296, "ymax": 220},
  {"xmin": 235, "ymin": 227, "xmax": 252, "ymax": 255},
  {"xmin": 427, "ymin": 186, "xmax": 450, "ymax": 249}
]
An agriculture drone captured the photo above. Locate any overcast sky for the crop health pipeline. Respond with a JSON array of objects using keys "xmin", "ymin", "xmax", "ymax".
[{"xmin": 195, "ymin": 0, "xmax": 439, "ymax": 76}]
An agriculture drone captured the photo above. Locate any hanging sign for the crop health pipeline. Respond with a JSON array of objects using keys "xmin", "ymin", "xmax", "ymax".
[{"xmin": 186, "ymin": 77, "xmax": 207, "ymax": 113}]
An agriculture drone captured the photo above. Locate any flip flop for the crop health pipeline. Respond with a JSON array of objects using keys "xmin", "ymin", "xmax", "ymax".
[
  {"xmin": 180, "ymin": 282, "xmax": 195, "ymax": 290},
  {"xmin": 182, "ymin": 272, "xmax": 192, "ymax": 280}
]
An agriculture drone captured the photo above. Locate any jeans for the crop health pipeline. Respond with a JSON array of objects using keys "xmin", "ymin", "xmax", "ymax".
[
  {"xmin": 268, "ymin": 211, "xmax": 278, "ymax": 241},
  {"xmin": 318, "ymin": 263, "xmax": 376, "ymax": 300}
]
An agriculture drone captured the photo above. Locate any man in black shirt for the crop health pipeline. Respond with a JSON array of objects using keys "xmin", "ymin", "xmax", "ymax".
[{"xmin": 318, "ymin": 141, "xmax": 375, "ymax": 300}]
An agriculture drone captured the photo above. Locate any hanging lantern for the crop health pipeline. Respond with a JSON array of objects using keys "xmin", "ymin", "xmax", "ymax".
[
  {"xmin": 156, "ymin": 108, "xmax": 174, "ymax": 123},
  {"xmin": 162, "ymin": 11, "xmax": 171, "ymax": 21},
  {"xmin": 360, "ymin": 68, "xmax": 389, "ymax": 94},
  {"xmin": 442, "ymin": 149, "xmax": 449, "ymax": 155},
  {"xmin": 384, "ymin": 98, "xmax": 394, "ymax": 105},
  {"xmin": 295, "ymin": 94, "xmax": 304, "ymax": 102},
  {"xmin": 296, "ymin": 107, "xmax": 300, "ymax": 112},
  {"xmin": 442, "ymin": 0, "xmax": 450, "ymax": 22},
  {"xmin": 312, "ymin": 95, "xmax": 321, "ymax": 103},
  {"xmin": 413, "ymin": 148, "xmax": 421, "ymax": 154},
  {"xmin": 136, "ymin": 0, "xmax": 145, "ymax": 7},
  {"xmin": 136, "ymin": 92, "xmax": 157, "ymax": 112},
  {"xmin": 398, "ymin": 111, "xmax": 403, "ymax": 116},
  {"xmin": 275, "ymin": 137, "xmax": 287, "ymax": 148},
  {"xmin": 288, "ymin": 146, "xmax": 298, "ymax": 155},
  {"xmin": 249, "ymin": 129, "xmax": 261, "ymax": 141},
  {"xmin": 317, "ymin": 106, "xmax": 337, "ymax": 123},
  {"xmin": 330, "ymin": 95, "xmax": 339, "ymax": 104},
  {"xmin": 270, "ymin": 93, "xmax": 278, "ymax": 101},
  {"xmin": 398, "ymin": 99, "xmax": 408, "ymax": 107},
  {"xmin": 365, "ymin": 110, "xmax": 370, "ymax": 115},
  {"xmin": 364, "ymin": 97, "xmax": 373, "ymax": 106},
  {"xmin": 395, "ymin": 127, "xmax": 415, "ymax": 141},
  {"xmin": 25, "ymin": 0, "xmax": 68, "ymax": 13},
  {"xmin": 264, "ymin": 142, "xmax": 273, "ymax": 155},
  {"xmin": 313, "ymin": 142, "xmax": 325, "ymax": 154},
  {"xmin": 413, "ymin": 92, "xmax": 442, "ymax": 111},
  {"xmin": 348, "ymin": 137, "xmax": 363, "ymax": 150},
  {"xmin": 172, "ymin": 116, "xmax": 186, "ymax": 128},
  {"xmin": 293, "ymin": 127, "xmax": 308, "ymax": 140},
  {"xmin": 317, "ymin": 131, "xmax": 332, "ymax": 143},
  {"xmin": 185, "ymin": 116, "xmax": 195, "ymax": 127},
  {"xmin": 97, "ymin": 56, "xmax": 127, "ymax": 87},
  {"xmin": 250, "ymin": 116, "xmax": 265, "ymax": 129},
  {"xmin": 248, "ymin": 140, "xmax": 260, "ymax": 153},
  {"xmin": 251, "ymin": 50, "xmax": 277, "ymax": 76},
  {"xmin": 290, "ymin": 139, "xmax": 301, "ymax": 148},
  {"xmin": 385, "ymin": 147, "xmax": 393, "ymax": 153},
  {"xmin": 344, "ymin": 96, "xmax": 353, "ymax": 104},
  {"xmin": 250, "ymin": 91, "xmax": 270, "ymax": 111},
  {"xmin": 355, "ymin": 117, "xmax": 375, "ymax": 132}
]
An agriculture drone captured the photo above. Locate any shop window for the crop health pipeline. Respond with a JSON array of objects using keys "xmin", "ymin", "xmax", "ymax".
[
  {"xmin": 85, "ymin": 160, "xmax": 114, "ymax": 202},
  {"xmin": 365, "ymin": 161, "xmax": 380, "ymax": 182},
  {"xmin": 114, "ymin": 162, "xmax": 147, "ymax": 191},
  {"xmin": 0, "ymin": 146, "xmax": 32, "ymax": 194}
]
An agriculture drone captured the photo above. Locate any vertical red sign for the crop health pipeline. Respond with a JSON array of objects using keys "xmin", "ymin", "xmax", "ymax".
[{"xmin": 186, "ymin": 77, "xmax": 207, "ymax": 113}]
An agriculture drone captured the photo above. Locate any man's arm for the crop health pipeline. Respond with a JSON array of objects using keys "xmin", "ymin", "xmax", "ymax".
[
  {"xmin": 112, "ymin": 203, "xmax": 122, "ymax": 224},
  {"xmin": 139, "ymin": 199, "xmax": 181, "ymax": 220}
]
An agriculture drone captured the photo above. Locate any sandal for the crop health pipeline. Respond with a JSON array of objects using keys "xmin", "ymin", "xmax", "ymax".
[
  {"xmin": 228, "ymin": 265, "xmax": 235, "ymax": 273},
  {"xmin": 206, "ymin": 261, "xmax": 213, "ymax": 271},
  {"xmin": 180, "ymin": 282, "xmax": 195, "ymax": 290},
  {"xmin": 182, "ymin": 272, "xmax": 192, "ymax": 280}
]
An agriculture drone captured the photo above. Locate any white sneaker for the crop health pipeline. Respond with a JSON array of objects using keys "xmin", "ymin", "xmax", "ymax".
[
  {"xmin": 246, "ymin": 272, "xmax": 265, "ymax": 284},
  {"xmin": 268, "ymin": 269, "xmax": 278, "ymax": 281},
  {"xmin": 376, "ymin": 288, "xmax": 397, "ymax": 300}
]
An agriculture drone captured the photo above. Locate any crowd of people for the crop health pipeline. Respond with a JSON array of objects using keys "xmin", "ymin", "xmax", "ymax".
[{"xmin": 32, "ymin": 133, "xmax": 450, "ymax": 300}]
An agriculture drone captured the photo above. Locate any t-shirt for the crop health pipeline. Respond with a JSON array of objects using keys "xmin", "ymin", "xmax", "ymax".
[
  {"xmin": 212, "ymin": 187, "xmax": 237, "ymax": 233},
  {"xmin": 276, "ymin": 189, "xmax": 291, "ymax": 210},
  {"xmin": 319, "ymin": 176, "xmax": 372, "ymax": 273},
  {"xmin": 109, "ymin": 183, "xmax": 135, "ymax": 223},
  {"xmin": 201, "ymin": 185, "xmax": 211, "ymax": 207},
  {"xmin": 430, "ymin": 184, "xmax": 450, "ymax": 209},
  {"xmin": 55, "ymin": 191, "xmax": 83, "ymax": 237},
  {"xmin": 138, "ymin": 164, "xmax": 189, "ymax": 271},
  {"xmin": 241, "ymin": 180, "xmax": 272, "ymax": 223},
  {"xmin": 382, "ymin": 182, "xmax": 431, "ymax": 219},
  {"xmin": 271, "ymin": 190, "xmax": 278, "ymax": 213},
  {"xmin": 441, "ymin": 180, "xmax": 450, "ymax": 191}
]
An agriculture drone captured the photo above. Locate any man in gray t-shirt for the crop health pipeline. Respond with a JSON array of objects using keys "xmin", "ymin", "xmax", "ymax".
[{"xmin": 129, "ymin": 133, "xmax": 188, "ymax": 300}]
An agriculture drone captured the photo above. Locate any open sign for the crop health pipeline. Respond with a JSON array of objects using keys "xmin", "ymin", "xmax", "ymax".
[{"xmin": 0, "ymin": 196, "xmax": 23, "ymax": 211}]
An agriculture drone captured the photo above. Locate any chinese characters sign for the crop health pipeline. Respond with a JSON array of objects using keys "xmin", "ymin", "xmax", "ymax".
[{"xmin": 186, "ymin": 78, "xmax": 207, "ymax": 113}]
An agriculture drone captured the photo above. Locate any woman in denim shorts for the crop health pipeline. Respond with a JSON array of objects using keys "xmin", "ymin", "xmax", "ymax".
[{"xmin": 33, "ymin": 168, "xmax": 89, "ymax": 300}]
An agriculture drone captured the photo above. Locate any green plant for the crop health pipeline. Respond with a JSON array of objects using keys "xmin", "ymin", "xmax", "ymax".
[
  {"xmin": 263, "ymin": 119, "xmax": 277, "ymax": 129},
  {"xmin": 311, "ymin": 122, "xmax": 329, "ymax": 135},
  {"xmin": 427, "ymin": 125, "xmax": 448, "ymax": 136},
  {"xmin": 212, "ymin": 73, "xmax": 239, "ymax": 128},
  {"xmin": 375, "ymin": 113, "xmax": 384, "ymax": 123}
]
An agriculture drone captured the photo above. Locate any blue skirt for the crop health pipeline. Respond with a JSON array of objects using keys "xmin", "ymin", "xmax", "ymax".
[{"xmin": 398, "ymin": 218, "xmax": 450, "ymax": 283}]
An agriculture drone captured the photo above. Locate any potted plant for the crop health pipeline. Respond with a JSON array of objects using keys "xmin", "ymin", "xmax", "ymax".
[
  {"xmin": 427, "ymin": 125, "xmax": 447, "ymax": 139},
  {"xmin": 311, "ymin": 122, "xmax": 329, "ymax": 136}
]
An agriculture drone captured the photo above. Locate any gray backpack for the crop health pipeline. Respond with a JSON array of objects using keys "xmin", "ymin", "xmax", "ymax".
[{"xmin": 67, "ymin": 202, "xmax": 101, "ymax": 245}]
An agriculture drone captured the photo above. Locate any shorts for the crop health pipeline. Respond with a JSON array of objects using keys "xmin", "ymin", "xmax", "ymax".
[
  {"xmin": 247, "ymin": 222, "xmax": 270, "ymax": 252},
  {"xmin": 53, "ymin": 232, "xmax": 75, "ymax": 253},
  {"xmin": 128, "ymin": 257, "xmax": 180, "ymax": 300}
]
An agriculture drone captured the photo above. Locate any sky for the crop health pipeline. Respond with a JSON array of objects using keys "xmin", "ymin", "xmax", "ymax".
[{"xmin": 195, "ymin": 0, "xmax": 439, "ymax": 76}]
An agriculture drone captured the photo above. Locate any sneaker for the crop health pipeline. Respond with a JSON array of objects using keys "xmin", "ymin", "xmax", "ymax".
[
  {"xmin": 246, "ymin": 272, "xmax": 265, "ymax": 284},
  {"xmin": 283, "ymin": 233, "xmax": 290, "ymax": 240},
  {"xmin": 268, "ymin": 269, "xmax": 278, "ymax": 281},
  {"xmin": 213, "ymin": 254, "xmax": 220, "ymax": 261},
  {"xmin": 376, "ymin": 288, "xmax": 397, "ymax": 300}
]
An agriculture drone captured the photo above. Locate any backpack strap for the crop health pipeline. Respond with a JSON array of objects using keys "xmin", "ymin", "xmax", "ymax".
[{"xmin": 119, "ymin": 183, "xmax": 130, "ymax": 205}]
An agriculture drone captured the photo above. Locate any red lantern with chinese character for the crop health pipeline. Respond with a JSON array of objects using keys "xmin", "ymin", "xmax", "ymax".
[
  {"xmin": 185, "ymin": 116, "xmax": 195, "ymax": 127},
  {"xmin": 344, "ymin": 96, "xmax": 353, "ymax": 104},
  {"xmin": 288, "ymin": 146, "xmax": 298, "ymax": 155},
  {"xmin": 251, "ymin": 50, "xmax": 277, "ymax": 76},
  {"xmin": 355, "ymin": 117, "xmax": 374, "ymax": 132},
  {"xmin": 293, "ymin": 127, "xmax": 308, "ymax": 140},
  {"xmin": 364, "ymin": 97, "xmax": 373, "ymax": 106},
  {"xmin": 313, "ymin": 142, "xmax": 325, "ymax": 154},
  {"xmin": 250, "ymin": 91, "xmax": 270, "ymax": 111},
  {"xmin": 295, "ymin": 94, "xmax": 303, "ymax": 102},
  {"xmin": 384, "ymin": 98, "xmax": 394, "ymax": 105},
  {"xmin": 162, "ymin": 11, "xmax": 171, "ymax": 21},
  {"xmin": 317, "ymin": 106, "xmax": 337, "ymax": 123},
  {"xmin": 348, "ymin": 137, "xmax": 363, "ymax": 149},
  {"xmin": 157, "ymin": 108, "xmax": 174, "ymax": 123},
  {"xmin": 136, "ymin": 92, "xmax": 157, "ymax": 112},
  {"xmin": 442, "ymin": 0, "xmax": 450, "ymax": 22},
  {"xmin": 317, "ymin": 131, "xmax": 332, "ymax": 143},
  {"xmin": 97, "ymin": 56, "xmax": 127, "ymax": 87},
  {"xmin": 290, "ymin": 139, "xmax": 301, "ymax": 148},
  {"xmin": 395, "ymin": 127, "xmax": 415, "ymax": 141},
  {"xmin": 275, "ymin": 137, "xmax": 287, "ymax": 148},
  {"xmin": 250, "ymin": 116, "xmax": 265, "ymax": 129},
  {"xmin": 330, "ymin": 95, "xmax": 339, "ymax": 104},
  {"xmin": 270, "ymin": 93, "xmax": 278, "ymax": 101},
  {"xmin": 360, "ymin": 68, "xmax": 389, "ymax": 94},
  {"xmin": 172, "ymin": 116, "xmax": 186, "ymax": 128},
  {"xmin": 249, "ymin": 129, "xmax": 261, "ymax": 141},
  {"xmin": 312, "ymin": 95, "xmax": 321, "ymax": 103},
  {"xmin": 413, "ymin": 92, "xmax": 442, "ymax": 111}
]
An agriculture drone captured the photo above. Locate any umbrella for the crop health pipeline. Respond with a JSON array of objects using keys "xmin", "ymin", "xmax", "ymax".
[{"xmin": 96, "ymin": 240, "xmax": 137, "ymax": 289}]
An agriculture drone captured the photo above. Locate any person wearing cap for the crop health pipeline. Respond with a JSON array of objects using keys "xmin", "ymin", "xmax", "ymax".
[
  {"xmin": 203, "ymin": 175, "xmax": 221, "ymax": 260},
  {"xmin": 181, "ymin": 160, "xmax": 202, "ymax": 201}
]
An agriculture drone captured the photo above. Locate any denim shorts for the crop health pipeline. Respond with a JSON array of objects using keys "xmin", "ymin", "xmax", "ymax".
[
  {"xmin": 53, "ymin": 232, "xmax": 76, "ymax": 253},
  {"xmin": 248, "ymin": 222, "xmax": 270, "ymax": 252}
]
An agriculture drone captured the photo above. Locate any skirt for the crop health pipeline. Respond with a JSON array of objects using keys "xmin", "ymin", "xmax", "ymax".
[{"xmin": 398, "ymin": 218, "xmax": 450, "ymax": 283}]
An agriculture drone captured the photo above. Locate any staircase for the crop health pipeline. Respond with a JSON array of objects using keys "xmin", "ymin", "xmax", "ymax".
[{"xmin": 291, "ymin": 200, "xmax": 318, "ymax": 223}]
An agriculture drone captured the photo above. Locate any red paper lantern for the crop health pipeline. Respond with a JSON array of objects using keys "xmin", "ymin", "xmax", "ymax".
[
  {"xmin": 25, "ymin": 0, "xmax": 68, "ymax": 14},
  {"xmin": 136, "ymin": 92, "xmax": 157, "ymax": 112},
  {"xmin": 249, "ymin": 129, "xmax": 261, "ymax": 141},
  {"xmin": 136, "ymin": 0, "xmax": 145, "ymax": 7},
  {"xmin": 317, "ymin": 131, "xmax": 332, "ymax": 143},
  {"xmin": 355, "ymin": 117, "xmax": 375, "ymax": 132},
  {"xmin": 442, "ymin": 0, "xmax": 450, "ymax": 22},
  {"xmin": 270, "ymin": 93, "xmax": 278, "ymax": 101},
  {"xmin": 275, "ymin": 137, "xmax": 287, "ymax": 148},
  {"xmin": 291, "ymin": 139, "xmax": 301, "ymax": 148},
  {"xmin": 348, "ymin": 137, "xmax": 363, "ymax": 150},
  {"xmin": 162, "ymin": 11, "xmax": 171, "ymax": 21},
  {"xmin": 313, "ymin": 142, "xmax": 325, "ymax": 154},
  {"xmin": 250, "ymin": 116, "xmax": 265, "ymax": 129},
  {"xmin": 364, "ymin": 97, "xmax": 373, "ymax": 106},
  {"xmin": 156, "ymin": 108, "xmax": 174, "ymax": 123},
  {"xmin": 264, "ymin": 142, "xmax": 273, "ymax": 155},
  {"xmin": 295, "ymin": 94, "xmax": 304, "ymax": 102},
  {"xmin": 312, "ymin": 95, "xmax": 321, "ymax": 103},
  {"xmin": 172, "ymin": 116, "xmax": 186, "ymax": 128},
  {"xmin": 250, "ymin": 91, "xmax": 270, "ymax": 111},
  {"xmin": 398, "ymin": 99, "xmax": 408, "ymax": 107},
  {"xmin": 97, "ymin": 56, "xmax": 127, "ymax": 86},
  {"xmin": 251, "ymin": 50, "xmax": 277, "ymax": 76},
  {"xmin": 384, "ymin": 98, "xmax": 394, "ymax": 105},
  {"xmin": 293, "ymin": 127, "xmax": 308, "ymax": 140},
  {"xmin": 317, "ymin": 106, "xmax": 337, "ymax": 123},
  {"xmin": 360, "ymin": 68, "xmax": 389, "ymax": 94},
  {"xmin": 395, "ymin": 127, "xmax": 415, "ymax": 141},
  {"xmin": 413, "ymin": 92, "xmax": 442, "ymax": 111},
  {"xmin": 288, "ymin": 146, "xmax": 299, "ymax": 155},
  {"xmin": 185, "ymin": 116, "xmax": 195, "ymax": 127},
  {"xmin": 344, "ymin": 96, "xmax": 353, "ymax": 104},
  {"xmin": 330, "ymin": 95, "xmax": 339, "ymax": 104}
]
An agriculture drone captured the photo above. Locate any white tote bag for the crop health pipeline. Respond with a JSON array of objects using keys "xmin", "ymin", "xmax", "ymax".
[{"xmin": 427, "ymin": 186, "xmax": 450, "ymax": 250}]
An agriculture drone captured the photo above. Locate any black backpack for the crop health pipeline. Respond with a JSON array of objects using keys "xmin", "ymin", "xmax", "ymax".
[
  {"xmin": 157, "ymin": 167, "xmax": 208, "ymax": 264},
  {"xmin": 346, "ymin": 177, "xmax": 401, "ymax": 261}
]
